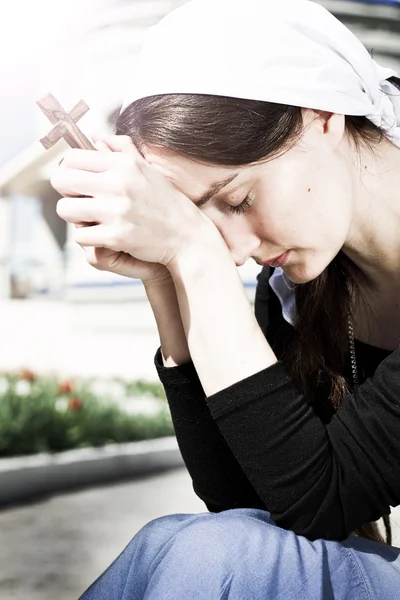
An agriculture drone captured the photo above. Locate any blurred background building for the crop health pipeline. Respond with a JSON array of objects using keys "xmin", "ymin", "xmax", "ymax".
[{"xmin": 0, "ymin": 0, "xmax": 189, "ymax": 302}]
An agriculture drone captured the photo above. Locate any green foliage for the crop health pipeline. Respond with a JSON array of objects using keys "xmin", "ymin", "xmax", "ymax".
[
  {"xmin": 0, "ymin": 371, "xmax": 173, "ymax": 457},
  {"xmin": 124, "ymin": 379, "xmax": 167, "ymax": 400}
]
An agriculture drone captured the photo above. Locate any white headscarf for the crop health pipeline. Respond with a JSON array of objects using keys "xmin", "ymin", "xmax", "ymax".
[
  {"xmin": 121, "ymin": 0, "xmax": 400, "ymax": 145},
  {"xmin": 121, "ymin": 0, "xmax": 400, "ymax": 325}
]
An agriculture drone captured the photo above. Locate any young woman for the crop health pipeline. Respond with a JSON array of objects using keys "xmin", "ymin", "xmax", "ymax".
[{"xmin": 51, "ymin": 0, "xmax": 400, "ymax": 597}]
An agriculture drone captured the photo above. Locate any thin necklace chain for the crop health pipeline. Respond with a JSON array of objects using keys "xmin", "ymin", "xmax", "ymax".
[{"xmin": 347, "ymin": 316, "xmax": 359, "ymax": 393}]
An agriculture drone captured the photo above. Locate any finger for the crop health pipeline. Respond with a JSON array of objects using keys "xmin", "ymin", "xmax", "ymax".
[
  {"xmin": 94, "ymin": 140, "xmax": 112, "ymax": 152},
  {"xmin": 91, "ymin": 130, "xmax": 111, "ymax": 144},
  {"xmin": 92, "ymin": 132, "xmax": 134, "ymax": 151},
  {"xmin": 73, "ymin": 223, "xmax": 128, "ymax": 251},
  {"xmin": 56, "ymin": 196, "xmax": 109, "ymax": 225},
  {"xmin": 91, "ymin": 133, "xmax": 144, "ymax": 159},
  {"xmin": 81, "ymin": 246, "xmax": 106, "ymax": 270},
  {"xmin": 58, "ymin": 149, "xmax": 119, "ymax": 173},
  {"xmin": 51, "ymin": 167, "xmax": 114, "ymax": 197}
]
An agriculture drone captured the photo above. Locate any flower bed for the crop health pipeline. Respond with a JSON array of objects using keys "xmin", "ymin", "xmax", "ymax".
[{"xmin": 0, "ymin": 369, "xmax": 174, "ymax": 457}]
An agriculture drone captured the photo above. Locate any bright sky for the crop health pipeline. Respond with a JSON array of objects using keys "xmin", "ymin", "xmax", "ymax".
[
  {"xmin": 0, "ymin": 0, "xmax": 101, "ymax": 166},
  {"xmin": 0, "ymin": 1, "xmax": 75, "ymax": 65},
  {"xmin": 0, "ymin": 0, "xmax": 103, "ymax": 79}
]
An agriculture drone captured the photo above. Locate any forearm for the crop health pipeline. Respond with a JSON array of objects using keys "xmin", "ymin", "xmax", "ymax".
[
  {"xmin": 144, "ymin": 279, "xmax": 191, "ymax": 367},
  {"xmin": 154, "ymin": 349, "xmax": 265, "ymax": 513},
  {"xmin": 168, "ymin": 227, "xmax": 277, "ymax": 396}
]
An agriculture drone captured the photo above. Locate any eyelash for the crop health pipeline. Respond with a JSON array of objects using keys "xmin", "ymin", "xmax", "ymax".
[{"xmin": 227, "ymin": 195, "xmax": 253, "ymax": 215}]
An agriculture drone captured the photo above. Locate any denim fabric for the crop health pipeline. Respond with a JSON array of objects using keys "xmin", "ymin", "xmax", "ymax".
[{"xmin": 79, "ymin": 508, "xmax": 400, "ymax": 599}]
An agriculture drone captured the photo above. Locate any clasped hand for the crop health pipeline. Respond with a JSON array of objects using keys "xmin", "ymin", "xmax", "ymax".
[{"xmin": 51, "ymin": 135, "xmax": 209, "ymax": 270}]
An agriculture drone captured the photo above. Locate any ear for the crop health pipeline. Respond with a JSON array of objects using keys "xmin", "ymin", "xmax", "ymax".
[{"xmin": 301, "ymin": 109, "xmax": 346, "ymax": 151}]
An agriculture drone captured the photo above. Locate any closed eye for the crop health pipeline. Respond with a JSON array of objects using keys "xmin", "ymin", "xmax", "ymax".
[{"xmin": 226, "ymin": 195, "xmax": 254, "ymax": 215}]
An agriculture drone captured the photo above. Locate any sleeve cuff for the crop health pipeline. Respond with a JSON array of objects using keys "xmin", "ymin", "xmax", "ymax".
[{"xmin": 154, "ymin": 347, "xmax": 202, "ymax": 388}]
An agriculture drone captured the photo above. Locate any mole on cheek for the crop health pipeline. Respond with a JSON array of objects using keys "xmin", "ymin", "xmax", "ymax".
[{"xmin": 307, "ymin": 188, "xmax": 311, "ymax": 192}]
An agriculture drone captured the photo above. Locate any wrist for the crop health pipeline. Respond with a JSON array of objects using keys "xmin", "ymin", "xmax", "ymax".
[
  {"xmin": 143, "ymin": 275, "xmax": 174, "ymax": 292},
  {"xmin": 144, "ymin": 276, "xmax": 191, "ymax": 368},
  {"xmin": 167, "ymin": 222, "xmax": 230, "ymax": 280}
]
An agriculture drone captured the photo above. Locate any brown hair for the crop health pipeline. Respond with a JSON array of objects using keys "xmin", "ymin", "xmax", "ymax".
[{"xmin": 116, "ymin": 78, "xmax": 400, "ymax": 544}]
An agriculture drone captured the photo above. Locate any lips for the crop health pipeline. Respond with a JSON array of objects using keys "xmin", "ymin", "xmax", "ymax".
[{"xmin": 262, "ymin": 251, "xmax": 290, "ymax": 268}]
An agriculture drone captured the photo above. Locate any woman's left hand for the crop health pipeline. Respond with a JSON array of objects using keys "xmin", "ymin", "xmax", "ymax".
[{"xmin": 51, "ymin": 136, "xmax": 209, "ymax": 267}]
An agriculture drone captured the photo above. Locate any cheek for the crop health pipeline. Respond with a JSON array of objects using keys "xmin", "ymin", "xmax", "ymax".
[
  {"xmin": 254, "ymin": 172, "xmax": 351, "ymax": 246},
  {"xmin": 304, "ymin": 167, "xmax": 353, "ymax": 235},
  {"xmin": 250, "ymin": 178, "xmax": 308, "ymax": 242}
]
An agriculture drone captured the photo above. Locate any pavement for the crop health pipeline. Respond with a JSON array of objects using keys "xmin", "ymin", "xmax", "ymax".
[{"xmin": 0, "ymin": 468, "xmax": 204, "ymax": 600}]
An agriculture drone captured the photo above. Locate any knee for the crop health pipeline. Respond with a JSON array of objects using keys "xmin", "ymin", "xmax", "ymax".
[
  {"xmin": 165, "ymin": 509, "xmax": 278, "ymax": 568},
  {"xmin": 129, "ymin": 510, "xmax": 288, "ymax": 592},
  {"xmin": 129, "ymin": 512, "xmax": 198, "ymax": 552},
  {"xmin": 130, "ymin": 509, "xmax": 283, "ymax": 572}
]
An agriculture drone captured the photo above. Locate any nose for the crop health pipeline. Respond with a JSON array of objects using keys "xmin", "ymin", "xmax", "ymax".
[
  {"xmin": 234, "ymin": 257, "xmax": 248, "ymax": 267},
  {"xmin": 217, "ymin": 226, "xmax": 261, "ymax": 268}
]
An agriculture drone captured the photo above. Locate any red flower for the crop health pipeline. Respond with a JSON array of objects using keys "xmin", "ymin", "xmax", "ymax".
[
  {"xmin": 19, "ymin": 369, "xmax": 36, "ymax": 382},
  {"xmin": 68, "ymin": 397, "xmax": 83, "ymax": 411},
  {"xmin": 59, "ymin": 380, "xmax": 73, "ymax": 394}
]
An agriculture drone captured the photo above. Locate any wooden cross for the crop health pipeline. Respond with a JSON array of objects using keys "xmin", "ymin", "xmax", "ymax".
[{"xmin": 37, "ymin": 93, "xmax": 95, "ymax": 150}]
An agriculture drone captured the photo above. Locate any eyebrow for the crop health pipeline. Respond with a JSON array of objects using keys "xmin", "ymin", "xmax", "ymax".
[{"xmin": 193, "ymin": 173, "xmax": 239, "ymax": 207}]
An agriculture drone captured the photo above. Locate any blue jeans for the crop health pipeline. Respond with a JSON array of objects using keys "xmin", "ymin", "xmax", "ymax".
[{"xmin": 79, "ymin": 508, "xmax": 400, "ymax": 599}]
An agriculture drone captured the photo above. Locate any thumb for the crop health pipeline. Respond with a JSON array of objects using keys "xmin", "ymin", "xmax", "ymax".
[
  {"xmin": 92, "ymin": 133, "xmax": 138, "ymax": 155},
  {"xmin": 93, "ymin": 140, "xmax": 112, "ymax": 152}
]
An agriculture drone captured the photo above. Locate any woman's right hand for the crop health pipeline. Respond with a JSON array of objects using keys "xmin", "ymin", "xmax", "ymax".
[{"xmin": 74, "ymin": 134, "xmax": 173, "ymax": 286}]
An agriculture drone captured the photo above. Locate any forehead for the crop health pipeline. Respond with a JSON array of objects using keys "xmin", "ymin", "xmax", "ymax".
[{"xmin": 144, "ymin": 148, "xmax": 242, "ymax": 198}]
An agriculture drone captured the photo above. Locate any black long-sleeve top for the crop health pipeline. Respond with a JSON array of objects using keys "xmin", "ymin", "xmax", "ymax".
[{"xmin": 154, "ymin": 266, "xmax": 400, "ymax": 541}]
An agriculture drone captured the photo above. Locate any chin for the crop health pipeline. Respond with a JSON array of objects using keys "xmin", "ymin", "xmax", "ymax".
[{"xmin": 283, "ymin": 262, "xmax": 326, "ymax": 285}]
